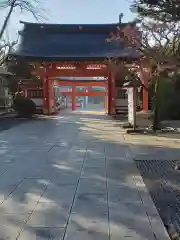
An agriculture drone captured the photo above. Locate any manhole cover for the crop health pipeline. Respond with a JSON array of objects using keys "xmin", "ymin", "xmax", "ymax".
[{"xmin": 135, "ymin": 159, "xmax": 180, "ymax": 235}]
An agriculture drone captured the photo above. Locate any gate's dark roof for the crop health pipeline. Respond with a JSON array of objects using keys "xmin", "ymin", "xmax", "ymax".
[{"xmin": 10, "ymin": 21, "xmax": 140, "ymax": 61}]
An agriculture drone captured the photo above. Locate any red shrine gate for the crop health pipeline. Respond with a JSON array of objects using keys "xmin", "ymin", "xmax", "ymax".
[
  {"xmin": 10, "ymin": 20, "xmax": 149, "ymax": 115},
  {"xmin": 31, "ymin": 62, "xmax": 149, "ymax": 115},
  {"xmin": 32, "ymin": 62, "xmax": 112, "ymax": 114}
]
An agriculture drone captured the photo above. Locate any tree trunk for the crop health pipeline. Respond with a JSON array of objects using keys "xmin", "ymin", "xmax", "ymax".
[
  {"xmin": 153, "ymin": 74, "xmax": 161, "ymax": 131},
  {"xmin": 133, "ymin": 87, "xmax": 136, "ymax": 130},
  {"xmin": 0, "ymin": 3, "xmax": 15, "ymax": 40}
]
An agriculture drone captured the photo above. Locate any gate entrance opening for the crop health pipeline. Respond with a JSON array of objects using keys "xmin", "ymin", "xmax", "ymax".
[{"xmin": 54, "ymin": 78, "xmax": 106, "ymax": 112}]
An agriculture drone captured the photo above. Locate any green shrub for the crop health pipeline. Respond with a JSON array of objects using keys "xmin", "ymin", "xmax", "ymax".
[
  {"xmin": 13, "ymin": 96, "xmax": 36, "ymax": 117},
  {"xmin": 158, "ymin": 76, "xmax": 180, "ymax": 120}
]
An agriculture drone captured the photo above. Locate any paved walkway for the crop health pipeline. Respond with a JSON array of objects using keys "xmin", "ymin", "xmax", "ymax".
[{"xmin": 0, "ymin": 111, "xmax": 169, "ymax": 240}]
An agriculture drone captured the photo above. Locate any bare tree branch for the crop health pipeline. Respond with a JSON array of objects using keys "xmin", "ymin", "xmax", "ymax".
[
  {"xmin": 0, "ymin": 0, "xmax": 47, "ymax": 41},
  {"xmin": 116, "ymin": 20, "xmax": 180, "ymax": 72},
  {"xmin": 0, "ymin": 38, "xmax": 17, "ymax": 65}
]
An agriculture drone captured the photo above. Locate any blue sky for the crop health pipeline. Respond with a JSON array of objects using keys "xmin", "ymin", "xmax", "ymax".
[{"xmin": 0, "ymin": 0, "xmax": 135, "ymax": 41}]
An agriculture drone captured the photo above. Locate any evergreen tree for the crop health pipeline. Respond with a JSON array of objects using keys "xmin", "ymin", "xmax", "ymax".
[
  {"xmin": 133, "ymin": 0, "xmax": 180, "ymax": 22},
  {"xmin": 6, "ymin": 58, "xmax": 42, "ymax": 95}
]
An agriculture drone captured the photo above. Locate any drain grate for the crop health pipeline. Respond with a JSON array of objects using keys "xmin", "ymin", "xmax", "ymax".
[{"xmin": 135, "ymin": 159, "xmax": 180, "ymax": 235}]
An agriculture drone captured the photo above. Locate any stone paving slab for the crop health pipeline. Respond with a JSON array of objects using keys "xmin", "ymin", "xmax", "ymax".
[
  {"xmin": 0, "ymin": 183, "xmax": 19, "ymax": 203},
  {"xmin": 0, "ymin": 111, "xmax": 170, "ymax": 239},
  {"xmin": 18, "ymin": 227, "xmax": 65, "ymax": 240},
  {"xmin": 39, "ymin": 184, "xmax": 76, "ymax": 205},
  {"xmin": 27, "ymin": 202, "xmax": 69, "ymax": 228},
  {"xmin": 72, "ymin": 193, "xmax": 108, "ymax": 218},
  {"xmin": 0, "ymin": 179, "xmax": 48, "ymax": 215},
  {"xmin": 77, "ymin": 178, "xmax": 106, "ymax": 194},
  {"xmin": 0, "ymin": 213, "xmax": 27, "ymax": 239},
  {"xmin": 81, "ymin": 166, "xmax": 106, "ymax": 179},
  {"xmin": 65, "ymin": 213, "xmax": 109, "ymax": 240}
]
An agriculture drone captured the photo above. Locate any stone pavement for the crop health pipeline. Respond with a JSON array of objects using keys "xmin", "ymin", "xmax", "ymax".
[
  {"xmin": 0, "ymin": 111, "xmax": 170, "ymax": 239},
  {"xmin": 0, "ymin": 108, "xmax": 14, "ymax": 116}
]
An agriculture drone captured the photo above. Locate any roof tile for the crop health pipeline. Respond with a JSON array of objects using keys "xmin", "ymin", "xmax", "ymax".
[{"xmin": 11, "ymin": 22, "xmax": 139, "ymax": 60}]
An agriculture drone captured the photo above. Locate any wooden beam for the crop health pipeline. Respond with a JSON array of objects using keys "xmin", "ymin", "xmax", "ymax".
[
  {"xmin": 62, "ymin": 91, "xmax": 105, "ymax": 97},
  {"xmin": 20, "ymin": 86, "xmax": 42, "ymax": 90},
  {"xmin": 31, "ymin": 61, "xmax": 108, "ymax": 68},
  {"xmin": 54, "ymin": 80, "xmax": 106, "ymax": 87},
  {"xmin": 33, "ymin": 68, "xmax": 108, "ymax": 78}
]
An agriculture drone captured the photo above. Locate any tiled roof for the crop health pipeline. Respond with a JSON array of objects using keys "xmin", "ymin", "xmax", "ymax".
[{"xmin": 10, "ymin": 22, "xmax": 140, "ymax": 61}]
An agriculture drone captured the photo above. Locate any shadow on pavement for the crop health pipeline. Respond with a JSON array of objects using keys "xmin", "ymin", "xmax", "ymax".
[
  {"xmin": 0, "ymin": 111, "xmax": 177, "ymax": 239},
  {"xmin": 0, "ymin": 115, "xmax": 31, "ymax": 132}
]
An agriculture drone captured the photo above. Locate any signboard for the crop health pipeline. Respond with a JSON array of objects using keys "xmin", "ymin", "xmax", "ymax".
[{"xmin": 127, "ymin": 88, "xmax": 135, "ymax": 126}]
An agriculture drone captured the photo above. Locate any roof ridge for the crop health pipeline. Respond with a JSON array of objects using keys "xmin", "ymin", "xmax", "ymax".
[{"xmin": 19, "ymin": 21, "xmax": 135, "ymax": 27}]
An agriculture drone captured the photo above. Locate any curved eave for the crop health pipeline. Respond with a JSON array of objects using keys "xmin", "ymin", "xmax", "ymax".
[{"xmin": 9, "ymin": 53, "xmax": 140, "ymax": 62}]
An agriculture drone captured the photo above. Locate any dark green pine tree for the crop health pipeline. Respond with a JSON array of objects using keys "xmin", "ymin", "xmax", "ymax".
[
  {"xmin": 133, "ymin": 0, "xmax": 180, "ymax": 22},
  {"xmin": 5, "ymin": 58, "xmax": 42, "ymax": 95}
]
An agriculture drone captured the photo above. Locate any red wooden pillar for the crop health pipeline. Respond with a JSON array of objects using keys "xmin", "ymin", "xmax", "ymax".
[
  {"xmin": 140, "ymin": 65, "xmax": 149, "ymax": 112},
  {"xmin": 107, "ymin": 72, "xmax": 111, "ymax": 115},
  {"xmin": 109, "ymin": 70, "xmax": 116, "ymax": 115},
  {"xmin": 72, "ymin": 86, "xmax": 76, "ymax": 111},
  {"xmin": 103, "ymin": 81, "xmax": 109, "ymax": 113},
  {"xmin": 104, "ymin": 81, "xmax": 108, "ymax": 114},
  {"xmin": 42, "ymin": 66, "xmax": 50, "ymax": 115},
  {"xmin": 52, "ymin": 80, "xmax": 56, "ymax": 112},
  {"xmin": 135, "ymin": 87, "xmax": 138, "ymax": 107},
  {"xmin": 42, "ymin": 65, "xmax": 56, "ymax": 115},
  {"xmin": 143, "ymin": 80, "xmax": 148, "ymax": 112},
  {"xmin": 104, "ymin": 84, "xmax": 107, "ymax": 111},
  {"xmin": 43, "ymin": 77, "xmax": 52, "ymax": 115},
  {"xmin": 88, "ymin": 87, "xmax": 92, "ymax": 93},
  {"xmin": 49, "ymin": 79, "xmax": 55, "ymax": 114}
]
